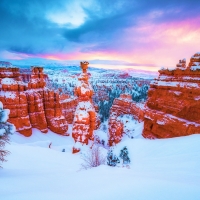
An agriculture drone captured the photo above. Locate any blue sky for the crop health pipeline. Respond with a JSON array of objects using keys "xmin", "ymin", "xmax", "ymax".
[{"xmin": 0, "ymin": 0, "xmax": 200, "ymax": 71}]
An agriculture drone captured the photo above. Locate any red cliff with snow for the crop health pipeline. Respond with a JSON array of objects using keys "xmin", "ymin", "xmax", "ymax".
[
  {"xmin": 0, "ymin": 66, "xmax": 68, "ymax": 136},
  {"xmin": 143, "ymin": 53, "xmax": 200, "ymax": 138}
]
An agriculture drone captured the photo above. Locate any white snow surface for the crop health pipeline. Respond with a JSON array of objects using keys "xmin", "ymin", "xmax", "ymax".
[
  {"xmin": 0, "ymin": 124, "xmax": 200, "ymax": 200},
  {"xmin": 0, "ymin": 91, "xmax": 17, "ymax": 99},
  {"xmin": 0, "ymin": 128, "xmax": 6, "ymax": 136},
  {"xmin": 1, "ymin": 78, "xmax": 17, "ymax": 85},
  {"xmin": 153, "ymin": 80, "xmax": 199, "ymax": 88},
  {"xmin": 191, "ymin": 65, "xmax": 200, "ymax": 70}
]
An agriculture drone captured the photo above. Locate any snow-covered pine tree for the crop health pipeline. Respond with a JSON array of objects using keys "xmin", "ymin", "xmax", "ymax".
[
  {"xmin": 0, "ymin": 101, "xmax": 15, "ymax": 168},
  {"xmin": 107, "ymin": 150, "xmax": 120, "ymax": 167},
  {"xmin": 119, "ymin": 146, "xmax": 130, "ymax": 165}
]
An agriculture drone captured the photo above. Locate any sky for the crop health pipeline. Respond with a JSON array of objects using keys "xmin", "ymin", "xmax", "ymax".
[{"xmin": 0, "ymin": 0, "xmax": 200, "ymax": 71}]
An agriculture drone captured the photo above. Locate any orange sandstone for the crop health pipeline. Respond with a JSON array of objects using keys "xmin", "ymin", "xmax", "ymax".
[
  {"xmin": 72, "ymin": 61, "xmax": 99, "ymax": 153},
  {"xmin": 0, "ymin": 66, "xmax": 68, "ymax": 136},
  {"xmin": 143, "ymin": 53, "xmax": 200, "ymax": 139}
]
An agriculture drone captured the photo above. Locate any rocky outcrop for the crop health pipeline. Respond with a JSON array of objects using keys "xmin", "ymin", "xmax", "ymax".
[
  {"xmin": 72, "ymin": 62, "xmax": 99, "ymax": 153},
  {"xmin": 0, "ymin": 66, "xmax": 68, "ymax": 136},
  {"xmin": 108, "ymin": 94, "xmax": 144, "ymax": 146},
  {"xmin": 60, "ymin": 95, "xmax": 78, "ymax": 124},
  {"xmin": 143, "ymin": 53, "xmax": 200, "ymax": 139},
  {"xmin": 43, "ymin": 90, "xmax": 68, "ymax": 135},
  {"xmin": 109, "ymin": 94, "xmax": 144, "ymax": 122}
]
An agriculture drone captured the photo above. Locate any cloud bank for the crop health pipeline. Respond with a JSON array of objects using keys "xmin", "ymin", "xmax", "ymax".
[{"xmin": 0, "ymin": 0, "xmax": 200, "ymax": 70}]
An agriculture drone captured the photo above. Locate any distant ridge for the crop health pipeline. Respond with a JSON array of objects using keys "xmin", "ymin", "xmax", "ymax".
[{"xmin": 0, "ymin": 61, "xmax": 12, "ymax": 67}]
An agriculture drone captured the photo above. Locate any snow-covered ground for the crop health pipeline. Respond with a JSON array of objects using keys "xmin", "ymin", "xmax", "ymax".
[{"xmin": 1, "ymin": 123, "xmax": 200, "ymax": 200}]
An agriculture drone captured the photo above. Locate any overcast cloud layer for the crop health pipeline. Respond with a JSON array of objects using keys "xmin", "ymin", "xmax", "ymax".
[{"xmin": 0, "ymin": 0, "xmax": 200, "ymax": 70}]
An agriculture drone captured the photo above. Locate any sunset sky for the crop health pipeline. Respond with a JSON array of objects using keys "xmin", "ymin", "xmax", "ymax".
[{"xmin": 0, "ymin": 0, "xmax": 200, "ymax": 71}]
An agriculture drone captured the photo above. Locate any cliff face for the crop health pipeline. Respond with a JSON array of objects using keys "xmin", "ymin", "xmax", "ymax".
[
  {"xmin": 143, "ymin": 53, "xmax": 200, "ymax": 139},
  {"xmin": 108, "ymin": 94, "xmax": 144, "ymax": 146},
  {"xmin": 0, "ymin": 66, "xmax": 68, "ymax": 136}
]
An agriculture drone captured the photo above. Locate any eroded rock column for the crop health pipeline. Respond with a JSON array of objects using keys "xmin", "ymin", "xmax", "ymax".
[{"xmin": 72, "ymin": 62, "xmax": 97, "ymax": 153}]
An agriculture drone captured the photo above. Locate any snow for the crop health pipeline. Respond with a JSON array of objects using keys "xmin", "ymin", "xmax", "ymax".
[
  {"xmin": 158, "ymin": 75, "xmax": 200, "ymax": 81},
  {"xmin": 0, "ymin": 128, "xmax": 200, "ymax": 200},
  {"xmin": 1, "ymin": 78, "xmax": 16, "ymax": 85},
  {"xmin": 60, "ymin": 96, "xmax": 76, "ymax": 103},
  {"xmin": 0, "ymin": 91, "xmax": 17, "ymax": 99},
  {"xmin": 117, "ymin": 114, "xmax": 144, "ymax": 138},
  {"xmin": 153, "ymin": 80, "xmax": 199, "ymax": 88},
  {"xmin": 0, "ymin": 128, "xmax": 6, "ymax": 136},
  {"xmin": 174, "ymin": 91, "xmax": 182, "ymax": 96},
  {"xmin": 0, "ymin": 121, "xmax": 200, "ymax": 200},
  {"xmin": 195, "ymin": 96, "xmax": 200, "ymax": 101},
  {"xmin": 0, "ymin": 108, "xmax": 10, "ymax": 123},
  {"xmin": 75, "ymin": 101, "xmax": 94, "ymax": 112},
  {"xmin": 157, "ymin": 120, "xmax": 166, "ymax": 125},
  {"xmin": 0, "ymin": 101, "xmax": 3, "ymax": 109},
  {"xmin": 191, "ymin": 66, "xmax": 200, "ymax": 71},
  {"xmin": 145, "ymin": 109, "xmax": 200, "ymax": 128}
]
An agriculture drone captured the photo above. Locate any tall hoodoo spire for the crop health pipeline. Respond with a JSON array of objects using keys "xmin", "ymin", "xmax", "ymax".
[
  {"xmin": 72, "ymin": 61, "xmax": 98, "ymax": 153},
  {"xmin": 80, "ymin": 61, "xmax": 89, "ymax": 73}
]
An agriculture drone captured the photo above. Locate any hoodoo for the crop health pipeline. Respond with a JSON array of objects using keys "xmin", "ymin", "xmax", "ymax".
[
  {"xmin": 72, "ymin": 61, "xmax": 99, "ymax": 153},
  {"xmin": 143, "ymin": 53, "xmax": 200, "ymax": 139}
]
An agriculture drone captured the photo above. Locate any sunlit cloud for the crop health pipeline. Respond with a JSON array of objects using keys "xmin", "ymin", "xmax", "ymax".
[{"xmin": 46, "ymin": 1, "xmax": 88, "ymax": 28}]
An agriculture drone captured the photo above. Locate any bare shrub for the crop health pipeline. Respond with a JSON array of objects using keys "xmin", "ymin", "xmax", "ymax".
[{"xmin": 81, "ymin": 145, "xmax": 106, "ymax": 170}]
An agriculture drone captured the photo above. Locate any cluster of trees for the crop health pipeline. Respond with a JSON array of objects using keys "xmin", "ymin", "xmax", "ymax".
[
  {"xmin": 80, "ymin": 145, "xmax": 131, "ymax": 170},
  {"xmin": 0, "ymin": 102, "xmax": 15, "ymax": 168},
  {"xmin": 107, "ymin": 146, "xmax": 130, "ymax": 167},
  {"xmin": 96, "ymin": 82, "xmax": 149, "ymax": 122}
]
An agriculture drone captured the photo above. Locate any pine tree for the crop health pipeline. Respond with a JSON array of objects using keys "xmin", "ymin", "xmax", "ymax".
[
  {"xmin": 107, "ymin": 150, "xmax": 120, "ymax": 167},
  {"xmin": 0, "ymin": 102, "xmax": 15, "ymax": 168},
  {"xmin": 119, "ymin": 146, "xmax": 130, "ymax": 165}
]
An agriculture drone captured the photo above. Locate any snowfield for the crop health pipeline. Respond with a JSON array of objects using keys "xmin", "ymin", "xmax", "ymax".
[{"xmin": 0, "ymin": 125, "xmax": 200, "ymax": 200}]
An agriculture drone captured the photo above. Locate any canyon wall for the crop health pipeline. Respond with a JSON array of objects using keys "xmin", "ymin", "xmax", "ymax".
[{"xmin": 143, "ymin": 53, "xmax": 200, "ymax": 138}]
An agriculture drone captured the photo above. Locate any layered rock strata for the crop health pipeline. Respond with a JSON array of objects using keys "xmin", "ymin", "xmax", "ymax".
[
  {"xmin": 0, "ymin": 66, "xmax": 68, "ymax": 136},
  {"xmin": 143, "ymin": 53, "xmax": 200, "ymax": 138}
]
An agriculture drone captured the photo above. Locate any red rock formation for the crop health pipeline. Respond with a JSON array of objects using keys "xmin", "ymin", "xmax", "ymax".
[
  {"xmin": 0, "ymin": 66, "xmax": 68, "ymax": 136},
  {"xmin": 60, "ymin": 96, "xmax": 78, "ymax": 124},
  {"xmin": 143, "ymin": 53, "xmax": 200, "ymax": 139},
  {"xmin": 43, "ymin": 90, "xmax": 68, "ymax": 135},
  {"xmin": 108, "ymin": 94, "xmax": 145, "ymax": 146},
  {"xmin": 72, "ymin": 61, "xmax": 99, "ymax": 153},
  {"xmin": 26, "ymin": 91, "xmax": 48, "ymax": 134},
  {"xmin": 0, "ymin": 68, "xmax": 32, "ymax": 136},
  {"xmin": 108, "ymin": 116, "xmax": 124, "ymax": 146}
]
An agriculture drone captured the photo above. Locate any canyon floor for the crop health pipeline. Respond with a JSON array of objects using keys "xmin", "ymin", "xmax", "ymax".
[{"xmin": 1, "ymin": 123, "xmax": 200, "ymax": 200}]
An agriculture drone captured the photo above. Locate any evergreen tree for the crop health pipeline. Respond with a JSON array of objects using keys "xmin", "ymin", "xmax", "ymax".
[
  {"xmin": 0, "ymin": 102, "xmax": 15, "ymax": 168},
  {"xmin": 107, "ymin": 150, "xmax": 120, "ymax": 167},
  {"xmin": 119, "ymin": 146, "xmax": 130, "ymax": 165}
]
